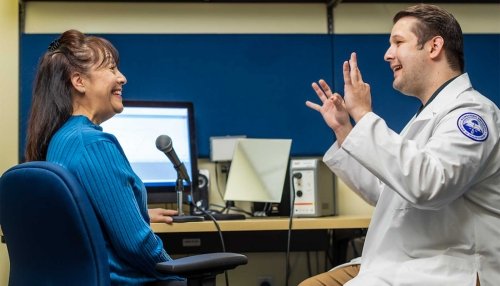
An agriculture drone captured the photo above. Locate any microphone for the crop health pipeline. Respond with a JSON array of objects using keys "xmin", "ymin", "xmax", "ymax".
[
  {"xmin": 155, "ymin": 135, "xmax": 203, "ymax": 223},
  {"xmin": 155, "ymin": 135, "xmax": 190, "ymax": 184}
]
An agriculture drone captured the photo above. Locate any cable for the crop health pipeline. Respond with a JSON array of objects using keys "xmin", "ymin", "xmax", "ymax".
[
  {"xmin": 214, "ymin": 162, "xmax": 225, "ymax": 201},
  {"xmin": 208, "ymin": 203, "xmax": 253, "ymax": 217},
  {"xmin": 208, "ymin": 203, "xmax": 226, "ymax": 211},
  {"xmin": 210, "ymin": 162, "xmax": 253, "ymax": 217},
  {"xmin": 306, "ymin": 251, "xmax": 312, "ymax": 277},
  {"xmin": 285, "ymin": 171, "xmax": 301, "ymax": 286},
  {"xmin": 187, "ymin": 192, "xmax": 230, "ymax": 286},
  {"xmin": 208, "ymin": 162, "xmax": 253, "ymax": 217},
  {"xmin": 315, "ymin": 250, "xmax": 320, "ymax": 276},
  {"xmin": 228, "ymin": 205, "xmax": 253, "ymax": 216},
  {"xmin": 285, "ymin": 189, "xmax": 295, "ymax": 286},
  {"xmin": 324, "ymin": 248, "xmax": 328, "ymax": 272},
  {"xmin": 265, "ymin": 202, "xmax": 273, "ymax": 214},
  {"xmin": 326, "ymin": 229, "xmax": 335, "ymax": 267}
]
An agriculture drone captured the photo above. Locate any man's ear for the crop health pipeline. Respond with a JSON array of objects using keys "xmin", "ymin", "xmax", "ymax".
[
  {"xmin": 428, "ymin": 36, "xmax": 445, "ymax": 59},
  {"xmin": 71, "ymin": 72, "xmax": 86, "ymax": 94}
]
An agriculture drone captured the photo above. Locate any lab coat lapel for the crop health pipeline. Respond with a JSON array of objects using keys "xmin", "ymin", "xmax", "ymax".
[
  {"xmin": 398, "ymin": 74, "xmax": 471, "ymax": 140},
  {"xmin": 399, "ymin": 110, "xmax": 433, "ymax": 140}
]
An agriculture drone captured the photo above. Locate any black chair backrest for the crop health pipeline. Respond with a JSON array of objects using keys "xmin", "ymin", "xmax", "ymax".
[{"xmin": 0, "ymin": 161, "xmax": 110, "ymax": 286}]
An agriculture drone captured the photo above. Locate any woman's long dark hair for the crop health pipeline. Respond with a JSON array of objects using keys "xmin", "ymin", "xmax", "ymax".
[{"xmin": 25, "ymin": 29, "xmax": 119, "ymax": 161}]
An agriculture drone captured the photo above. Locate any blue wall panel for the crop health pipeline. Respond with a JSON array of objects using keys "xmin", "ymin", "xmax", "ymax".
[
  {"xmin": 20, "ymin": 34, "xmax": 334, "ymax": 159},
  {"xmin": 20, "ymin": 34, "xmax": 499, "ymax": 159},
  {"xmin": 332, "ymin": 34, "xmax": 500, "ymax": 133}
]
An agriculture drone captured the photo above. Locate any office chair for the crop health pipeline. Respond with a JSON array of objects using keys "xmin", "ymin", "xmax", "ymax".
[{"xmin": 0, "ymin": 161, "xmax": 247, "ymax": 286}]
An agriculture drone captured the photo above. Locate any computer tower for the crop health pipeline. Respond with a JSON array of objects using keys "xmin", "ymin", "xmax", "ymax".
[{"xmin": 290, "ymin": 158, "xmax": 336, "ymax": 217}]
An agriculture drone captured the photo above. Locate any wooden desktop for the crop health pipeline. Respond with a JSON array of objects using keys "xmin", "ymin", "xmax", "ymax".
[{"xmin": 152, "ymin": 215, "xmax": 371, "ymax": 233}]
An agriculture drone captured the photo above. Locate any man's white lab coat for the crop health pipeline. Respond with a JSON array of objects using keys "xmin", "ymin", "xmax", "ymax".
[{"xmin": 324, "ymin": 73, "xmax": 500, "ymax": 286}]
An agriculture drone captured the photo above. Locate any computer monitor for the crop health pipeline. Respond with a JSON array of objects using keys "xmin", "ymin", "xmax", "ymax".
[
  {"xmin": 223, "ymin": 138, "xmax": 292, "ymax": 203},
  {"xmin": 100, "ymin": 101, "xmax": 198, "ymax": 204}
]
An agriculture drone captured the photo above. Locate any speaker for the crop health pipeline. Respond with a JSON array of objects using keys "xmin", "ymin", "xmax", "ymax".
[{"xmin": 191, "ymin": 169, "xmax": 209, "ymax": 215}]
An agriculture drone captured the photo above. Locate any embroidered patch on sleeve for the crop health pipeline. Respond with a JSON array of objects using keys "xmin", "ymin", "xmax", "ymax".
[{"xmin": 457, "ymin": 112, "xmax": 489, "ymax": 142}]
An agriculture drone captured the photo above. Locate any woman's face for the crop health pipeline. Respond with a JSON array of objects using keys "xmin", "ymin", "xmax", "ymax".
[{"xmin": 75, "ymin": 56, "xmax": 127, "ymax": 124}]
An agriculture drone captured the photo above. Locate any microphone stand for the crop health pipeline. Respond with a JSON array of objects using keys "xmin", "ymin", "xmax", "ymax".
[
  {"xmin": 175, "ymin": 177, "xmax": 185, "ymax": 216},
  {"xmin": 172, "ymin": 173, "xmax": 204, "ymax": 223}
]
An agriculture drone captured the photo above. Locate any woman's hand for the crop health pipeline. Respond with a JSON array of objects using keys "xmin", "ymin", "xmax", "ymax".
[{"xmin": 148, "ymin": 208, "xmax": 178, "ymax": 224}]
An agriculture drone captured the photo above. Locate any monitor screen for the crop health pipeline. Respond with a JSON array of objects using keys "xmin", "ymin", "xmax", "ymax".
[
  {"xmin": 100, "ymin": 101, "xmax": 198, "ymax": 203},
  {"xmin": 224, "ymin": 138, "xmax": 292, "ymax": 203}
]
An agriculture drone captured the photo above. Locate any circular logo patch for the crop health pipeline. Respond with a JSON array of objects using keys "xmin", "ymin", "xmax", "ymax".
[{"xmin": 457, "ymin": 112, "xmax": 489, "ymax": 142}]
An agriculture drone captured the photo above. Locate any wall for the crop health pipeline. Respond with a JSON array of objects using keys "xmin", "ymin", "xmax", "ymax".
[
  {"xmin": 0, "ymin": 0, "xmax": 19, "ymax": 283},
  {"xmin": 2, "ymin": 2, "xmax": 499, "ymax": 285},
  {"xmin": 0, "ymin": 2, "xmax": 19, "ymax": 177}
]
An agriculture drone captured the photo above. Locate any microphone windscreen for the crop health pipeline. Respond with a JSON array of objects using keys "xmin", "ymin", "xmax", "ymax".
[{"xmin": 155, "ymin": 135, "xmax": 172, "ymax": 152}]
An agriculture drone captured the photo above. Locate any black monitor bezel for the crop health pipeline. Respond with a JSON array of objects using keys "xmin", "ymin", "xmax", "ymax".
[{"xmin": 121, "ymin": 100, "xmax": 199, "ymax": 204}]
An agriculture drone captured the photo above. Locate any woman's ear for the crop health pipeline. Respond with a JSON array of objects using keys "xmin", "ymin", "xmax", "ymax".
[{"xmin": 71, "ymin": 72, "xmax": 86, "ymax": 94}]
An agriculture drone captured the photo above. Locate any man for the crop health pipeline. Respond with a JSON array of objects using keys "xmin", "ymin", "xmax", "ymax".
[{"xmin": 300, "ymin": 4, "xmax": 499, "ymax": 286}]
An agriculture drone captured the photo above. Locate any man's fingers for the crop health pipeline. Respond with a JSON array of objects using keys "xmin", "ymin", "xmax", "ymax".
[
  {"xmin": 309, "ymin": 80, "xmax": 347, "ymax": 114},
  {"xmin": 312, "ymin": 79, "xmax": 336, "ymax": 102},
  {"xmin": 349, "ymin": 52, "xmax": 358, "ymax": 82},
  {"xmin": 312, "ymin": 82, "xmax": 328, "ymax": 102},
  {"xmin": 305, "ymin": 100, "xmax": 321, "ymax": 112},
  {"xmin": 349, "ymin": 52, "xmax": 364, "ymax": 83},
  {"xmin": 331, "ymin": 93, "xmax": 345, "ymax": 109},
  {"xmin": 343, "ymin": 60, "xmax": 351, "ymax": 86},
  {"xmin": 318, "ymin": 79, "xmax": 334, "ymax": 98}
]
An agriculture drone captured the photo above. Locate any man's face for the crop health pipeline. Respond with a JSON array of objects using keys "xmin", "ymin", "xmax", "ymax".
[{"xmin": 384, "ymin": 17, "xmax": 428, "ymax": 97}]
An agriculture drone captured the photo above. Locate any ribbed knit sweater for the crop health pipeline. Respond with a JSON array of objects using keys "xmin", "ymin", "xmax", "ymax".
[{"xmin": 47, "ymin": 116, "xmax": 182, "ymax": 285}]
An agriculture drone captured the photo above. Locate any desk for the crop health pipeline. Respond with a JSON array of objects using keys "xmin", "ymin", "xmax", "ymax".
[
  {"xmin": 152, "ymin": 215, "xmax": 370, "ymax": 233},
  {"xmin": 153, "ymin": 215, "xmax": 370, "ymax": 257}
]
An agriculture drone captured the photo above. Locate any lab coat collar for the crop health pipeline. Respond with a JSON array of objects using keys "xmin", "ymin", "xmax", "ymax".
[
  {"xmin": 399, "ymin": 73, "xmax": 471, "ymax": 138},
  {"xmin": 413, "ymin": 73, "xmax": 471, "ymax": 122}
]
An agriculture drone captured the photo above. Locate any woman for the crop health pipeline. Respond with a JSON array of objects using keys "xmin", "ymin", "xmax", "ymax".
[{"xmin": 25, "ymin": 29, "xmax": 185, "ymax": 286}]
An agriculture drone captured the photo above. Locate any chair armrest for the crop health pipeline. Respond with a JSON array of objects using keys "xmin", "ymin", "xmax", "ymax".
[{"xmin": 155, "ymin": 252, "xmax": 247, "ymax": 276}]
